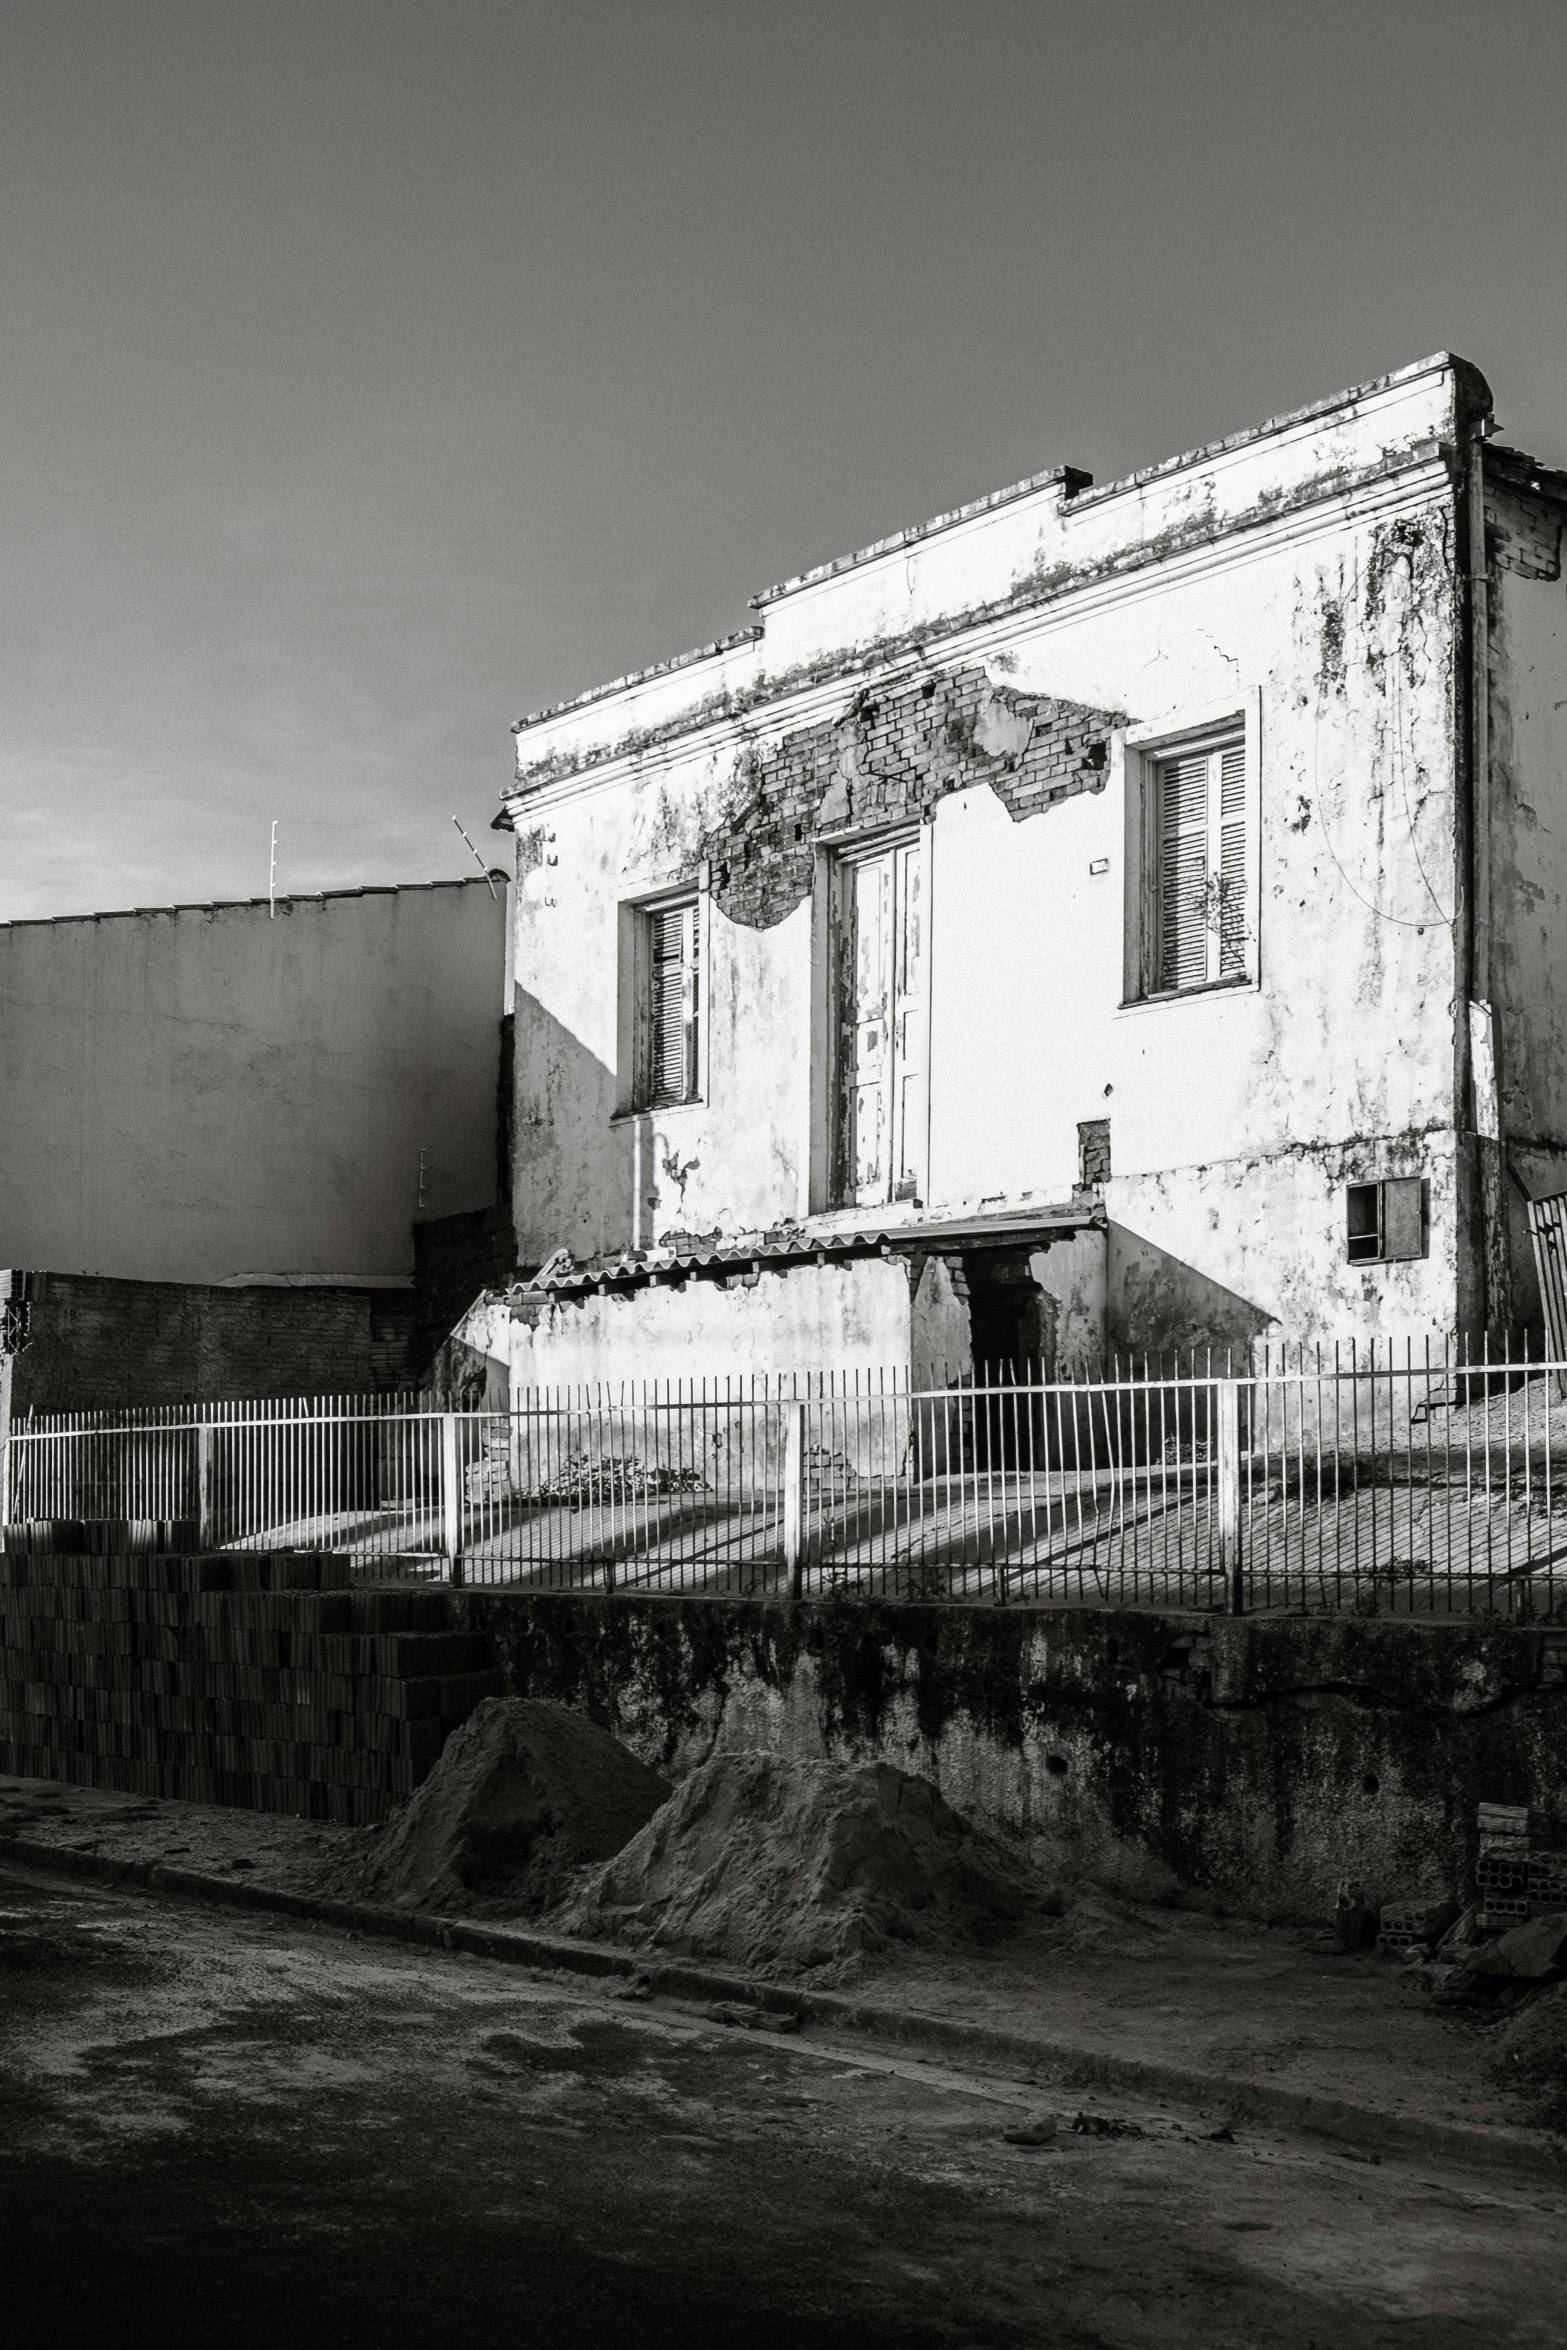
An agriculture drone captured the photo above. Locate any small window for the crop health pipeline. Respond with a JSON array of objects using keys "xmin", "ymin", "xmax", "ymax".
[
  {"xmin": 636, "ymin": 898, "xmax": 700, "ymax": 1109},
  {"xmin": 1149, "ymin": 736, "xmax": 1247, "ymax": 993},
  {"xmin": 1346, "ymin": 1178, "xmax": 1426, "ymax": 1264}
]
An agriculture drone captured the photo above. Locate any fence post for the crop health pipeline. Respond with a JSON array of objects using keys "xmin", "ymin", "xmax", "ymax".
[
  {"xmin": 783, "ymin": 1401, "xmax": 806, "ymax": 1602},
  {"xmin": 1216, "ymin": 1378, "xmax": 1243, "ymax": 1613},
  {"xmin": 197, "ymin": 1421, "xmax": 214, "ymax": 1550},
  {"xmin": 441, "ymin": 1413, "xmax": 464, "ymax": 1586}
]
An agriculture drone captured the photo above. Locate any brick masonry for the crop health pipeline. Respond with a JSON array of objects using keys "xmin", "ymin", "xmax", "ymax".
[
  {"xmin": 7, "ymin": 1272, "xmax": 418, "ymax": 1413},
  {"xmin": 1487, "ymin": 484, "xmax": 1563, "ymax": 582},
  {"xmin": 0, "ymin": 1546, "xmax": 501, "ymax": 1826},
  {"xmin": 701, "ymin": 661, "xmax": 1125, "ymax": 929}
]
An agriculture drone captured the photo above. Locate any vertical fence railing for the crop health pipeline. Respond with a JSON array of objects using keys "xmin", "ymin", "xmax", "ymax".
[{"xmin": 3, "ymin": 1342, "xmax": 1566, "ymax": 1615}]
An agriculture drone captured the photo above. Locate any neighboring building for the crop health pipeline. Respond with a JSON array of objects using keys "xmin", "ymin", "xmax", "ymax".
[
  {"xmin": 0, "ymin": 875, "xmax": 514, "ymax": 1422},
  {"xmin": 476, "ymin": 353, "xmax": 1567, "ymax": 1386},
  {"xmin": 0, "ymin": 877, "xmax": 510, "ymax": 1285}
]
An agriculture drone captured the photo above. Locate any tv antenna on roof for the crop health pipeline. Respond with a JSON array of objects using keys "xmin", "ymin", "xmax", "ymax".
[{"xmin": 452, "ymin": 815, "xmax": 499, "ymax": 901}]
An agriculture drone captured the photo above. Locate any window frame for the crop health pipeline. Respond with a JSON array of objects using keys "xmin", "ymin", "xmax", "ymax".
[
  {"xmin": 1120, "ymin": 691, "xmax": 1262, "ymax": 1008},
  {"xmin": 616, "ymin": 876, "xmax": 710, "ymax": 1117}
]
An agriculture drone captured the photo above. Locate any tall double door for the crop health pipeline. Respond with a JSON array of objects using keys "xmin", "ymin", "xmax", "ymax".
[{"xmin": 833, "ymin": 835, "xmax": 926, "ymax": 1208}]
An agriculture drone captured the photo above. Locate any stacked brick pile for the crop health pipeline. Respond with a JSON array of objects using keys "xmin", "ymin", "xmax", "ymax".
[
  {"xmin": 1476, "ymin": 1801, "xmax": 1567, "ymax": 1928},
  {"xmin": 0, "ymin": 1544, "xmax": 499, "ymax": 1825}
]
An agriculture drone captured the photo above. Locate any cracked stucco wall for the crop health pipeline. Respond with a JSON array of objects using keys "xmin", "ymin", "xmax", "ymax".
[{"xmin": 506, "ymin": 361, "xmax": 1479, "ymax": 1349}]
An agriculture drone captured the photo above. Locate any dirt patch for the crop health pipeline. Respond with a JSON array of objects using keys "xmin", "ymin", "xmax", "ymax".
[
  {"xmin": 554, "ymin": 1751, "xmax": 1052, "ymax": 1980},
  {"xmin": 355, "ymin": 1698, "xmax": 671, "ymax": 1916}
]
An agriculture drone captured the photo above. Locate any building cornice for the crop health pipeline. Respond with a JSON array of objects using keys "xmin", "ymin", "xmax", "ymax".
[{"xmin": 500, "ymin": 443, "xmax": 1458, "ymax": 821}]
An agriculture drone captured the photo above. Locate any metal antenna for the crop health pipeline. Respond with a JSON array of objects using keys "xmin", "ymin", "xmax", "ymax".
[
  {"xmin": 452, "ymin": 815, "xmax": 498, "ymax": 900},
  {"xmin": 269, "ymin": 821, "xmax": 278, "ymax": 918}
]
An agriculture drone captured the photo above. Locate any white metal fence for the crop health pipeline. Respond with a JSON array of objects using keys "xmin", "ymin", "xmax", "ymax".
[{"xmin": 4, "ymin": 1344, "xmax": 1567, "ymax": 1615}]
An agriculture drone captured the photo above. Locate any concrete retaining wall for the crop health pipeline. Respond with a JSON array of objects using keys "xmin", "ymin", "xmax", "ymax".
[{"xmin": 456, "ymin": 1593, "xmax": 1567, "ymax": 1920}]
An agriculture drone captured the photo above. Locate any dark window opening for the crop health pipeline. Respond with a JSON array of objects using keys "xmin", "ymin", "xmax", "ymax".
[
  {"xmin": 1346, "ymin": 1177, "xmax": 1426, "ymax": 1264},
  {"xmin": 963, "ymin": 1250, "xmax": 1057, "ymax": 1469}
]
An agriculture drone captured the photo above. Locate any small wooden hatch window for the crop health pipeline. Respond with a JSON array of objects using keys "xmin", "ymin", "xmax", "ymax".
[{"xmin": 1346, "ymin": 1178, "xmax": 1426, "ymax": 1264}]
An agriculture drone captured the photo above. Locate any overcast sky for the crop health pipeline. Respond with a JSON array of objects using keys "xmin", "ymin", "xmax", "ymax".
[{"xmin": 3, "ymin": 0, "xmax": 1565, "ymax": 922}]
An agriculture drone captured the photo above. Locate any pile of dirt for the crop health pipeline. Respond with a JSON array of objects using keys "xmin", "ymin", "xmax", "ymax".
[
  {"xmin": 553, "ymin": 1750, "xmax": 1043, "ymax": 1979},
  {"xmin": 356, "ymin": 1698, "xmax": 671, "ymax": 1916},
  {"xmin": 1486, "ymin": 1979, "xmax": 1567, "ymax": 2132}
]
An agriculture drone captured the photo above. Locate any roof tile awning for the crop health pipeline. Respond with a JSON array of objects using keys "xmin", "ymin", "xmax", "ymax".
[{"xmin": 518, "ymin": 1201, "xmax": 1102, "ymax": 1299}]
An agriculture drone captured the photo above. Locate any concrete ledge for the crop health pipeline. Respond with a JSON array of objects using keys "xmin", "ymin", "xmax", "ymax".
[{"xmin": 2, "ymin": 1828, "xmax": 1559, "ymax": 2185}]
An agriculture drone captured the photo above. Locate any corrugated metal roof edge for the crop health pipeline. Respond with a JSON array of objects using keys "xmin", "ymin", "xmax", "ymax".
[{"xmin": 514, "ymin": 1203, "xmax": 1103, "ymax": 1297}]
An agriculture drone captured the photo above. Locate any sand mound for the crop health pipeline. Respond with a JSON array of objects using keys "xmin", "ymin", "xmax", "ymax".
[
  {"xmin": 554, "ymin": 1751, "xmax": 1033, "ymax": 1978},
  {"xmin": 1487, "ymin": 1978, "xmax": 1567, "ymax": 2131},
  {"xmin": 360, "ymin": 1698, "xmax": 671, "ymax": 1915}
]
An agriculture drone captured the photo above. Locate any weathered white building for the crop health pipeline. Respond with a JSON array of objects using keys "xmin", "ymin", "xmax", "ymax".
[{"xmin": 485, "ymin": 353, "xmax": 1567, "ymax": 1387}]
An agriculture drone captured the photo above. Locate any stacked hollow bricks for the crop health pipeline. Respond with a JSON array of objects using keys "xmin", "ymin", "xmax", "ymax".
[
  {"xmin": 704, "ymin": 661, "xmax": 1124, "ymax": 931},
  {"xmin": 1475, "ymin": 1800, "xmax": 1567, "ymax": 1929},
  {"xmin": 0, "ymin": 1544, "xmax": 499, "ymax": 1825}
]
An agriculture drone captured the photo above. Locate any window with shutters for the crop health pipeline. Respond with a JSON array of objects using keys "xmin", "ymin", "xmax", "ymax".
[
  {"xmin": 633, "ymin": 897, "xmax": 701, "ymax": 1110},
  {"xmin": 1127, "ymin": 728, "xmax": 1254, "ymax": 1000},
  {"xmin": 1147, "ymin": 735, "xmax": 1248, "ymax": 993}
]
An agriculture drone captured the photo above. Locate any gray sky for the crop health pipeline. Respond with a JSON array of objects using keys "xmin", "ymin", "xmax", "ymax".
[{"xmin": 3, "ymin": 0, "xmax": 1565, "ymax": 922}]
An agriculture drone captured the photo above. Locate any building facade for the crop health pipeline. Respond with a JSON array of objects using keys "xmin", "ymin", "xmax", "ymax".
[{"xmin": 484, "ymin": 353, "xmax": 1567, "ymax": 1388}]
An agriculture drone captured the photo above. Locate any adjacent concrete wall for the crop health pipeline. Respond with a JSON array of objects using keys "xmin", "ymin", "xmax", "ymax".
[
  {"xmin": 0, "ymin": 878, "xmax": 508, "ymax": 1284},
  {"xmin": 460, "ymin": 1592, "xmax": 1567, "ymax": 1921}
]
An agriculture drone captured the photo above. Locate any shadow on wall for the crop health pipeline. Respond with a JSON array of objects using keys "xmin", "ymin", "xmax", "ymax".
[
  {"xmin": 511, "ymin": 988, "xmax": 633, "ymax": 1265},
  {"xmin": 1107, "ymin": 1222, "xmax": 1275, "ymax": 1364}
]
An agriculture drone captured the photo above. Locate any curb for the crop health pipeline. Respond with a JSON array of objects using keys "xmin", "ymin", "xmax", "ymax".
[{"xmin": 3, "ymin": 1830, "xmax": 1561, "ymax": 2185}]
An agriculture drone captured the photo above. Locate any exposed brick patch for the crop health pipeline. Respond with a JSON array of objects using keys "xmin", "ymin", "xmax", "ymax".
[
  {"xmin": 1078, "ymin": 1118, "xmax": 1111, "ymax": 1190},
  {"xmin": 697, "ymin": 662, "xmax": 1124, "ymax": 929},
  {"xmin": 1487, "ymin": 488, "xmax": 1563, "ymax": 582}
]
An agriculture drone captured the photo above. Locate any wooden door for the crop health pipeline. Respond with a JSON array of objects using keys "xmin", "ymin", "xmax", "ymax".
[{"xmin": 836, "ymin": 839, "xmax": 925, "ymax": 1207}]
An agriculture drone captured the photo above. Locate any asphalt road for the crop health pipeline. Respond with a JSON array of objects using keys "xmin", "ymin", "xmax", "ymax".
[{"xmin": 0, "ymin": 1862, "xmax": 1561, "ymax": 2349}]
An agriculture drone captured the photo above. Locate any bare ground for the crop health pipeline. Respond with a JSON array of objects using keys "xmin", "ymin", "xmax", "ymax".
[
  {"xmin": 2, "ymin": 1854, "xmax": 1565, "ymax": 2348},
  {"xmin": 0, "ymin": 1772, "xmax": 1553, "ymax": 2161}
]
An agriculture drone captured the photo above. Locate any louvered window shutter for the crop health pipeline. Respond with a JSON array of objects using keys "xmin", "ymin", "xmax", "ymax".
[
  {"xmin": 648, "ymin": 902, "xmax": 699, "ymax": 1103},
  {"xmin": 1155, "ymin": 741, "xmax": 1247, "ymax": 992},
  {"xmin": 1156, "ymin": 751, "xmax": 1212, "ymax": 993},
  {"xmin": 1217, "ymin": 744, "xmax": 1247, "ymax": 977}
]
